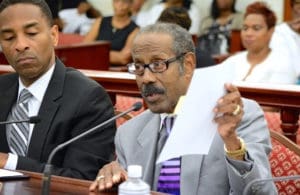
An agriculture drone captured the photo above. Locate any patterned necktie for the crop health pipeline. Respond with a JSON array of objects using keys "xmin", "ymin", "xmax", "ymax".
[
  {"xmin": 157, "ymin": 116, "xmax": 181, "ymax": 195},
  {"xmin": 8, "ymin": 89, "xmax": 32, "ymax": 156}
]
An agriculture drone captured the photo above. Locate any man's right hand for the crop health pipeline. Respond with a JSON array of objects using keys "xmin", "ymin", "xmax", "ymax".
[{"xmin": 89, "ymin": 161, "xmax": 128, "ymax": 192}]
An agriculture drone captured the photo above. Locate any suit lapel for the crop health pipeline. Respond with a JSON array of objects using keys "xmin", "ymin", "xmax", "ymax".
[
  {"xmin": 0, "ymin": 75, "xmax": 18, "ymax": 152},
  {"xmin": 136, "ymin": 113, "xmax": 161, "ymax": 188},
  {"xmin": 27, "ymin": 59, "xmax": 65, "ymax": 160}
]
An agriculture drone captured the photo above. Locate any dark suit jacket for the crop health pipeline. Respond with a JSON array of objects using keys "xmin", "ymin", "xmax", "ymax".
[{"xmin": 0, "ymin": 59, "xmax": 116, "ymax": 180}]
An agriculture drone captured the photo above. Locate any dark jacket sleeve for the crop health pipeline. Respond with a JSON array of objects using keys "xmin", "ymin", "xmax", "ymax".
[{"xmin": 17, "ymin": 69, "xmax": 116, "ymax": 180}]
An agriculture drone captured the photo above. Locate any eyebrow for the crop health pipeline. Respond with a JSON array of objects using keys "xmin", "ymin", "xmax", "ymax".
[{"xmin": 0, "ymin": 21, "xmax": 39, "ymax": 34}]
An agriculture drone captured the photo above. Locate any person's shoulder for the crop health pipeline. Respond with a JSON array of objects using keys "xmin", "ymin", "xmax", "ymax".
[
  {"xmin": 64, "ymin": 67, "xmax": 102, "ymax": 89},
  {"xmin": 0, "ymin": 73, "xmax": 17, "ymax": 87},
  {"xmin": 118, "ymin": 110, "xmax": 157, "ymax": 132}
]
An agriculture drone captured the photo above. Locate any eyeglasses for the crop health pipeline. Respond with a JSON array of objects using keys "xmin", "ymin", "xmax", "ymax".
[{"xmin": 127, "ymin": 53, "xmax": 186, "ymax": 76}]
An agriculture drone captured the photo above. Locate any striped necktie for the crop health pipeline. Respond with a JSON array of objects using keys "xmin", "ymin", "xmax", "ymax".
[
  {"xmin": 157, "ymin": 116, "xmax": 181, "ymax": 195},
  {"xmin": 8, "ymin": 89, "xmax": 32, "ymax": 156}
]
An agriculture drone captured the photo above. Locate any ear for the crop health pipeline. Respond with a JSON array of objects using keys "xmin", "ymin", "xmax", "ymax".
[
  {"xmin": 183, "ymin": 52, "xmax": 196, "ymax": 79},
  {"xmin": 50, "ymin": 25, "xmax": 59, "ymax": 47}
]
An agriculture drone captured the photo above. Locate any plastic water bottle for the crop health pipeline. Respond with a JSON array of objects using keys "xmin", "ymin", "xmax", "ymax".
[{"xmin": 118, "ymin": 165, "xmax": 150, "ymax": 195}]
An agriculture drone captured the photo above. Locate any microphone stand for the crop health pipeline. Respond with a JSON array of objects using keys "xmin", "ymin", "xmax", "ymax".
[{"xmin": 41, "ymin": 102, "xmax": 142, "ymax": 195}]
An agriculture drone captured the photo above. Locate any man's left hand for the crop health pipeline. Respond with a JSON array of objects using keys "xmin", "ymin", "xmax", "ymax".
[{"xmin": 214, "ymin": 83, "xmax": 244, "ymax": 160}]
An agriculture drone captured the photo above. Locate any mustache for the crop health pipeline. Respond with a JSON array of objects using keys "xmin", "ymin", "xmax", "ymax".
[{"xmin": 141, "ymin": 84, "xmax": 165, "ymax": 97}]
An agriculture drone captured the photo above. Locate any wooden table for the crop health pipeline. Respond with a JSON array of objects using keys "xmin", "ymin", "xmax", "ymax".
[{"xmin": 0, "ymin": 171, "xmax": 164, "ymax": 195}]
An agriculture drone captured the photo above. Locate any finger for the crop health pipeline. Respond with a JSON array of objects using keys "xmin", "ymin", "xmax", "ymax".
[
  {"xmin": 89, "ymin": 180, "xmax": 99, "ymax": 192},
  {"xmin": 111, "ymin": 161, "xmax": 127, "ymax": 183}
]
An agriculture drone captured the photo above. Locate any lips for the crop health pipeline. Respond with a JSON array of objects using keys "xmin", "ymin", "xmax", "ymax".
[
  {"xmin": 16, "ymin": 56, "xmax": 35, "ymax": 64},
  {"xmin": 143, "ymin": 93, "xmax": 162, "ymax": 103}
]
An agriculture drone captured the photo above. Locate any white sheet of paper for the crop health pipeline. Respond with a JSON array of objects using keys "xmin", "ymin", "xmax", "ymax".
[
  {"xmin": 0, "ymin": 169, "xmax": 24, "ymax": 177},
  {"xmin": 157, "ymin": 64, "xmax": 233, "ymax": 163}
]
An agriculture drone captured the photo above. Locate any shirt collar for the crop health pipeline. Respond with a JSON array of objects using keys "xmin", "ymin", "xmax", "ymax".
[
  {"xmin": 159, "ymin": 113, "xmax": 176, "ymax": 131},
  {"xmin": 18, "ymin": 63, "xmax": 55, "ymax": 102}
]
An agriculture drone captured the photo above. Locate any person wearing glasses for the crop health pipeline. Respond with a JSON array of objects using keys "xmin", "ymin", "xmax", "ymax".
[{"xmin": 89, "ymin": 22, "xmax": 276, "ymax": 194}]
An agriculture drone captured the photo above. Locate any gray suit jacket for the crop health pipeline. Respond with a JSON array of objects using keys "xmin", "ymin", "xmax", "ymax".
[{"xmin": 116, "ymin": 98, "xmax": 277, "ymax": 194}]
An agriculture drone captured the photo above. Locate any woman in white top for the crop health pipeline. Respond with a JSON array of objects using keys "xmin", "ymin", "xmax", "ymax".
[
  {"xmin": 222, "ymin": 2, "xmax": 297, "ymax": 84},
  {"xmin": 135, "ymin": 0, "xmax": 201, "ymax": 35}
]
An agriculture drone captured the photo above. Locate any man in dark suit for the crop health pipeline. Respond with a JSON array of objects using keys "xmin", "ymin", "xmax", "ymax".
[{"xmin": 0, "ymin": 0, "xmax": 116, "ymax": 180}]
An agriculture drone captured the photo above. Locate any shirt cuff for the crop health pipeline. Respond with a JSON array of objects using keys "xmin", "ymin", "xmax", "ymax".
[
  {"xmin": 3, "ymin": 153, "xmax": 18, "ymax": 170},
  {"xmin": 226, "ymin": 152, "xmax": 253, "ymax": 176}
]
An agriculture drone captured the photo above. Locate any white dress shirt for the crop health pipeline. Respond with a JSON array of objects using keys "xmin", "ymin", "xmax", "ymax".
[{"xmin": 4, "ymin": 64, "xmax": 55, "ymax": 170}]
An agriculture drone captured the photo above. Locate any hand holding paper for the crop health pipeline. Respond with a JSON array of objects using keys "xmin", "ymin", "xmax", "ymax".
[{"xmin": 157, "ymin": 64, "xmax": 234, "ymax": 163}]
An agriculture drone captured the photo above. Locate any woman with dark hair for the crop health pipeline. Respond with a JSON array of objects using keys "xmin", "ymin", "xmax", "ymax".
[
  {"xmin": 221, "ymin": 2, "xmax": 297, "ymax": 84},
  {"xmin": 84, "ymin": 0, "xmax": 139, "ymax": 67},
  {"xmin": 198, "ymin": 0, "xmax": 243, "ymax": 55},
  {"xmin": 135, "ymin": 0, "xmax": 201, "ymax": 35}
]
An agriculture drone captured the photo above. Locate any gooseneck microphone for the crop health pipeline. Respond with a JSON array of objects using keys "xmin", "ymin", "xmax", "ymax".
[
  {"xmin": 0, "ymin": 116, "xmax": 41, "ymax": 125},
  {"xmin": 41, "ymin": 102, "xmax": 143, "ymax": 195},
  {"xmin": 243, "ymin": 175, "xmax": 300, "ymax": 195}
]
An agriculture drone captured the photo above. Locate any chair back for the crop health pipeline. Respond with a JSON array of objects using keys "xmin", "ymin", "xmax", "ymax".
[{"xmin": 269, "ymin": 130, "xmax": 300, "ymax": 194}]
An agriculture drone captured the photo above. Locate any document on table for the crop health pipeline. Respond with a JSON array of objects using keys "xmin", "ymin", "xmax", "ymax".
[
  {"xmin": 0, "ymin": 169, "xmax": 29, "ymax": 181},
  {"xmin": 157, "ymin": 64, "xmax": 233, "ymax": 163}
]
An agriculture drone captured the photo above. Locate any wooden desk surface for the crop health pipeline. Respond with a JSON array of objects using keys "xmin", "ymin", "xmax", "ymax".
[{"xmin": 0, "ymin": 171, "xmax": 164, "ymax": 195}]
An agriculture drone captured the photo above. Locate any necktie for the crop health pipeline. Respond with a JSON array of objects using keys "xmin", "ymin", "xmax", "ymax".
[
  {"xmin": 157, "ymin": 116, "xmax": 181, "ymax": 195},
  {"xmin": 8, "ymin": 89, "xmax": 32, "ymax": 156}
]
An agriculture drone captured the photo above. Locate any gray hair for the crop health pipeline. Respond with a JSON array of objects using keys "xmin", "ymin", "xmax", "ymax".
[
  {"xmin": 136, "ymin": 22, "xmax": 195, "ymax": 56},
  {"xmin": 135, "ymin": 22, "xmax": 195, "ymax": 73}
]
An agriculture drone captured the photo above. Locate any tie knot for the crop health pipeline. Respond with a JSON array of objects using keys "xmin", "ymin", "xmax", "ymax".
[
  {"xmin": 163, "ymin": 116, "xmax": 175, "ymax": 134},
  {"xmin": 18, "ymin": 89, "xmax": 32, "ymax": 104}
]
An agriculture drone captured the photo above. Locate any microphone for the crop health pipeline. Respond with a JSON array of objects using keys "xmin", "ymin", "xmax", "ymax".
[
  {"xmin": 243, "ymin": 175, "xmax": 300, "ymax": 195},
  {"xmin": 0, "ymin": 116, "xmax": 41, "ymax": 125},
  {"xmin": 41, "ymin": 102, "xmax": 143, "ymax": 195}
]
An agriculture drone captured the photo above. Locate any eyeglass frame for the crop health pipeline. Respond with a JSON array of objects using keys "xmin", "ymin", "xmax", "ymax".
[{"xmin": 127, "ymin": 53, "xmax": 187, "ymax": 76}]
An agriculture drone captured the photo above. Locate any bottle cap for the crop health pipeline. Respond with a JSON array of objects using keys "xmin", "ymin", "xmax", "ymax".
[{"xmin": 127, "ymin": 165, "xmax": 142, "ymax": 178}]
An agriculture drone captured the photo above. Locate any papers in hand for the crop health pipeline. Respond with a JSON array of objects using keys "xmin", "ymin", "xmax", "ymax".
[
  {"xmin": 0, "ymin": 169, "xmax": 29, "ymax": 181},
  {"xmin": 157, "ymin": 64, "xmax": 233, "ymax": 164}
]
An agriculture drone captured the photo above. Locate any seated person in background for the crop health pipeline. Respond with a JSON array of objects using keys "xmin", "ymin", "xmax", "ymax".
[
  {"xmin": 89, "ymin": 23, "xmax": 276, "ymax": 194},
  {"xmin": 136, "ymin": 0, "xmax": 201, "ymax": 35},
  {"xmin": 58, "ymin": 1, "xmax": 102, "ymax": 35},
  {"xmin": 0, "ymin": 0, "xmax": 116, "ymax": 180},
  {"xmin": 84, "ymin": 0, "xmax": 139, "ymax": 68},
  {"xmin": 130, "ymin": 0, "xmax": 146, "ymax": 22},
  {"xmin": 198, "ymin": 0, "xmax": 243, "ymax": 56},
  {"xmin": 157, "ymin": 6, "xmax": 215, "ymax": 68},
  {"xmin": 46, "ymin": 0, "xmax": 101, "ymax": 33},
  {"xmin": 221, "ymin": 2, "xmax": 298, "ymax": 84},
  {"xmin": 270, "ymin": 0, "xmax": 300, "ymax": 81}
]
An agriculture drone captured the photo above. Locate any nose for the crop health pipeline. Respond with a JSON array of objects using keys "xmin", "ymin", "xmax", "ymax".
[
  {"xmin": 14, "ymin": 35, "xmax": 29, "ymax": 52},
  {"xmin": 139, "ymin": 68, "xmax": 156, "ymax": 84}
]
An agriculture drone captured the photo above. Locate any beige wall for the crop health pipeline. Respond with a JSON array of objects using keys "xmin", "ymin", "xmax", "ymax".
[{"xmin": 89, "ymin": 0, "xmax": 284, "ymax": 23}]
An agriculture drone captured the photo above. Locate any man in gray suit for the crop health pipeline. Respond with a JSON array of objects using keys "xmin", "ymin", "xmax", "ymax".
[{"xmin": 90, "ymin": 23, "xmax": 277, "ymax": 194}]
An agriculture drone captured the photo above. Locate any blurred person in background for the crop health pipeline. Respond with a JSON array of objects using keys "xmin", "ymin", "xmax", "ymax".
[
  {"xmin": 198, "ymin": 0, "xmax": 243, "ymax": 56},
  {"xmin": 84, "ymin": 0, "xmax": 139, "ymax": 68},
  {"xmin": 221, "ymin": 2, "xmax": 297, "ymax": 84},
  {"xmin": 157, "ymin": 6, "xmax": 215, "ymax": 68},
  {"xmin": 270, "ymin": 0, "xmax": 300, "ymax": 82},
  {"xmin": 46, "ymin": 0, "xmax": 101, "ymax": 33},
  {"xmin": 136, "ymin": 0, "xmax": 201, "ymax": 35}
]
